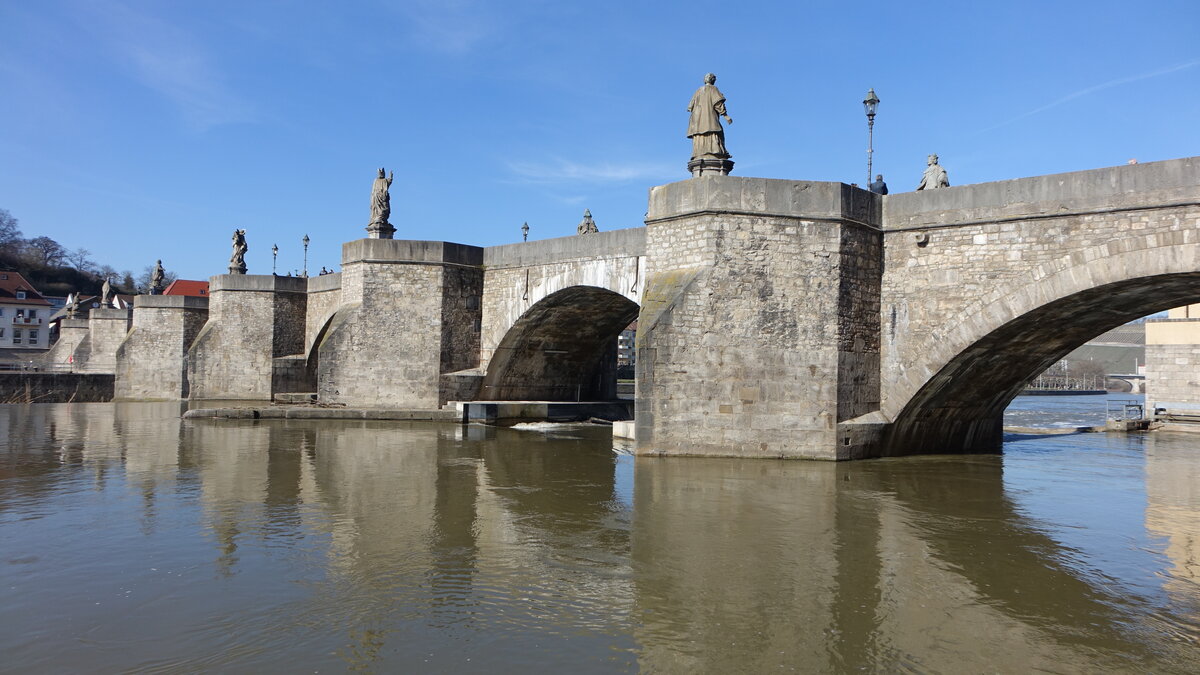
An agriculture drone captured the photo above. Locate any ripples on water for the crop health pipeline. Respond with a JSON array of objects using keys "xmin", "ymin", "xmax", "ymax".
[{"xmin": 0, "ymin": 400, "xmax": 1197, "ymax": 673}]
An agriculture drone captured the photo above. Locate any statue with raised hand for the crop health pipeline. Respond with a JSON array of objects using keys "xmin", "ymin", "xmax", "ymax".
[{"xmin": 229, "ymin": 229, "xmax": 248, "ymax": 274}]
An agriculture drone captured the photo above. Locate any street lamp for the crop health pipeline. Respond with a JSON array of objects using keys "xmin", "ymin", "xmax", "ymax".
[
  {"xmin": 272, "ymin": 244, "xmax": 278, "ymax": 275},
  {"xmin": 521, "ymin": 221, "xmax": 529, "ymax": 242},
  {"xmin": 302, "ymin": 234, "xmax": 310, "ymax": 277},
  {"xmin": 863, "ymin": 88, "xmax": 880, "ymax": 187}
]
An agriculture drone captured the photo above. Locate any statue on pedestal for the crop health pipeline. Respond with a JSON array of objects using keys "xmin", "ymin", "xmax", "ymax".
[
  {"xmin": 916, "ymin": 154, "xmax": 950, "ymax": 190},
  {"xmin": 229, "ymin": 229, "xmax": 248, "ymax": 275},
  {"xmin": 687, "ymin": 73, "xmax": 734, "ymax": 177},
  {"xmin": 577, "ymin": 209, "xmax": 599, "ymax": 235},
  {"xmin": 149, "ymin": 259, "xmax": 165, "ymax": 295},
  {"xmin": 66, "ymin": 292, "xmax": 79, "ymax": 319},
  {"xmin": 101, "ymin": 278, "xmax": 113, "ymax": 308},
  {"xmin": 367, "ymin": 168, "xmax": 397, "ymax": 239}
]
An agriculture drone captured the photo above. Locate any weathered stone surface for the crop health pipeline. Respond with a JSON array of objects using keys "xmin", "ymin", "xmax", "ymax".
[
  {"xmin": 78, "ymin": 308, "xmax": 132, "ymax": 374},
  {"xmin": 0, "ymin": 373, "xmax": 113, "ymax": 402},
  {"xmin": 114, "ymin": 295, "xmax": 208, "ymax": 400},
  {"xmin": 635, "ymin": 175, "xmax": 882, "ymax": 460},
  {"xmin": 188, "ymin": 275, "xmax": 307, "ymax": 400},
  {"xmin": 41, "ymin": 318, "xmax": 89, "ymax": 368},
  {"xmin": 880, "ymin": 157, "xmax": 1200, "ymax": 455},
  {"xmin": 316, "ymin": 240, "xmax": 483, "ymax": 408}
]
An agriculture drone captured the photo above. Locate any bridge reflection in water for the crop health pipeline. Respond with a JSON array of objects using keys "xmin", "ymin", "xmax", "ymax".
[{"xmin": 0, "ymin": 403, "xmax": 1196, "ymax": 672}]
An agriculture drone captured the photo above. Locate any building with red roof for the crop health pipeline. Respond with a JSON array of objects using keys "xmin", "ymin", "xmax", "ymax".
[
  {"xmin": 163, "ymin": 280, "xmax": 210, "ymax": 297},
  {"xmin": 0, "ymin": 271, "xmax": 53, "ymax": 350}
]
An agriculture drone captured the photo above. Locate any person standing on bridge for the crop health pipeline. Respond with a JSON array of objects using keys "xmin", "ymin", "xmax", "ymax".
[
  {"xmin": 869, "ymin": 174, "xmax": 888, "ymax": 195},
  {"xmin": 916, "ymin": 154, "xmax": 950, "ymax": 190}
]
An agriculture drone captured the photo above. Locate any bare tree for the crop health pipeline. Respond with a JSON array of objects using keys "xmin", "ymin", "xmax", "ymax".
[
  {"xmin": 66, "ymin": 247, "xmax": 94, "ymax": 272},
  {"xmin": 0, "ymin": 208, "xmax": 20, "ymax": 250},
  {"xmin": 24, "ymin": 236, "xmax": 66, "ymax": 267}
]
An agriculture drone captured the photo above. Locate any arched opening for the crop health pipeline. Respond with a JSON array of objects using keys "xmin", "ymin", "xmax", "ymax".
[
  {"xmin": 480, "ymin": 286, "xmax": 640, "ymax": 401},
  {"xmin": 885, "ymin": 272, "xmax": 1200, "ymax": 455}
]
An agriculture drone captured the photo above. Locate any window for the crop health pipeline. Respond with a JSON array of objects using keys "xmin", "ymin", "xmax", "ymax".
[
  {"xmin": 0, "ymin": 327, "xmax": 5, "ymax": 338},
  {"xmin": 27, "ymin": 309, "xmax": 35, "ymax": 319},
  {"xmin": 13, "ymin": 329, "xmax": 21, "ymax": 344},
  {"xmin": 15, "ymin": 291, "xmax": 25, "ymax": 299},
  {"xmin": 15, "ymin": 309, "xmax": 23, "ymax": 318},
  {"xmin": 29, "ymin": 330, "xmax": 38, "ymax": 342},
  {"xmin": 0, "ymin": 308, "xmax": 4, "ymax": 316}
]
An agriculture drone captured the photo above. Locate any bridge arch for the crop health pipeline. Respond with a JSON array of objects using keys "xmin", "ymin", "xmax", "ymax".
[
  {"xmin": 479, "ymin": 285, "xmax": 639, "ymax": 401},
  {"xmin": 882, "ymin": 241, "xmax": 1200, "ymax": 455}
]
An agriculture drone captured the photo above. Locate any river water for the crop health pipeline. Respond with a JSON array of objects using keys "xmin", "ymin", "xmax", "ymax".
[{"xmin": 1, "ymin": 396, "xmax": 1197, "ymax": 673}]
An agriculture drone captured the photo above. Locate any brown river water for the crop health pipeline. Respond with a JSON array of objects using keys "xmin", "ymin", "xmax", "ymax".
[{"xmin": 1, "ymin": 398, "xmax": 1197, "ymax": 673}]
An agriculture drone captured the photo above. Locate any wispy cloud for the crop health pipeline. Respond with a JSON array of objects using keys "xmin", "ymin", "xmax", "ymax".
[
  {"xmin": 978, "ymin": 59, "xmax": 1200, "ymax": 135},
  {"xmin": 506, "ymin": 157, "xmax": 675, "ymax": 185},
  {"xmin": 387, "ymin": 0, "xmax": 498, "ymax": 54},
  {"xmin": 82, "ymin": 2, "xmax": 254, "ymax": 130}
]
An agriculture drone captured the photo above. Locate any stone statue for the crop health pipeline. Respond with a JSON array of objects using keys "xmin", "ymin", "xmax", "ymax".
[
  {"xmin": 577, "ymin": 209, "xmax": 599, "ymax": 235},
  {"xmin": 687, "ymin": 73, "xmax": 734, "ymax": 176},
  {"xmin": 229, "ymin": 229, "xmax": 248, "ymax": 275},
  {"xmin": 869, "ymin": 174, "xmax": 888, "ymax": 195},
  {"xmin": 149, "ymin": 259, "xmax": 165, "ymax": 295},
  {"xmin": 367, "ymin": 168, "xmax": 397, "ymax": 239},
  {"xmin": 101, "ymin": 278, "xmax": 113, "ymax": 308},
  {"xmin": 916, "ymin": 154, "xmax": 950, "ymax": 190},
  {"xmin": 65, "ymin": 292, "xmax": 78, "ymax": 319}
]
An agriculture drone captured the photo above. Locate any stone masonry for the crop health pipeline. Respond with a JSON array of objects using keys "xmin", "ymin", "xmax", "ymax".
[
  {"xmin": 188, "ymin": 275, "xmax": 307, "ymax": 400},
  {"xmin": 79, "ymin": 308, "xmax": 132, "ymax": 374},
  {"xmin": 114, "ymin": 295, "xmax": 209, "ymax": 400},
  {"xmin": 110, "ymin": 155, "xmax": 1200, "ymax": 460},
  {"xmin": 315, "ymin": 240, "xmax": 482, "ymax": 408},
  {"xmin": 636, "ymin": 177, "xmax": 881, "ymax": 460},
  {"xmin": 41, "ymin": 317, "xmax": 89, "ymax": 369}
]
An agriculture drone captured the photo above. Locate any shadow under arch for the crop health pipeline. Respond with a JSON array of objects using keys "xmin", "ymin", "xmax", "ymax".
[
  {"xmin": 480, "ymin": 285, "xmax": 639, "ymax": 401},
  {"xmin": 885, "ymin": 271, "xmax": 1200, "ymax": 455}
]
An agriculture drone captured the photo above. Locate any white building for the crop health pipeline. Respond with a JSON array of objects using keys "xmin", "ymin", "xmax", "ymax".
[{"xmin": 0, "ymin": 271, "xmax": 52, "ymax": 350}]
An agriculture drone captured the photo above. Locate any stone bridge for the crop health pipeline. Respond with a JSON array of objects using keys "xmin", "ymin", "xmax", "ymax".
[{"xmin": 108, "ymin": 156, "xmax": 1200, "ymax": 460}]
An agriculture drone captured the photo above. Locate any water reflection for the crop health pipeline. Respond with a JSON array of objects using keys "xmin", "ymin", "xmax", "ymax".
[{"xmin": 0, "ymin": 403, "xmax": 1197, "ymax": 672}]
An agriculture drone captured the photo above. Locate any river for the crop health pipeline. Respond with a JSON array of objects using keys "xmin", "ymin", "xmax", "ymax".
[{"xmin": 1, "ymin": 396, "xmax": 1197, "ymax": 672}]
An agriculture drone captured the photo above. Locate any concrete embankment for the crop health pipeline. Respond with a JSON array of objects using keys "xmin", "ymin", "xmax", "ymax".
[
  {"xmin": 184, "ymin": 407, "xmax": 459, "ymax": 421},
  {"xmin": 0, "ymin": 373, "xmax": 114, "ymax": 403}
]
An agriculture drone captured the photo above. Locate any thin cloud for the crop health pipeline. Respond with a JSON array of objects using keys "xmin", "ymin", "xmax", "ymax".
[
  {"xmin": 978, "ymin": 59, "xmax": 1200, "ymax": 135},
  {"xmin": 82, "ymin": 2, "xmax": 254, "ymax": 129},
  {"xmin": 388, "ymin": 0, "xmax": 498, "ymax": 54},
  {"xmin": 506, "ymin": 157, "xmax": 675, "ymax": 185}
]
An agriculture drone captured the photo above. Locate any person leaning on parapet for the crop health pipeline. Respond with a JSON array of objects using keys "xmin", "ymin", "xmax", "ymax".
[
  {"xmin": 916, "ymin": 154, "xmax": 950, "ymax": 190},
  {"xmin": 869, "ymin": 174, "xmax": 888, "ymax": 195}
]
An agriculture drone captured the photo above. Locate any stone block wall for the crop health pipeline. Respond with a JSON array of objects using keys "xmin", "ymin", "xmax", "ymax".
[
  {"xmin": 187, "ymin": 275, "xmax": 307, "ymax": 400},
  {"xmin": 879, "ymin": 157, "xmax": 1200, "ymax": 454},
  {"xmin": 304, "ymin": 272, "xmax": 342, "ymax": 356},
  {"xmin": 41, "ymin": 318, "xmax": 89, "ymax": 368},
  {"xmin": 1145, "ymin": 318, "xmax": 1200, "ymax": 409},
  {"xmin": 635, "ymin": 176, "xmax": 882, "ymax": 460},
  {"xmin": 317, "ymin": 240, "xmax": 483, "ymax": 408},
  {"xmin": 81, "ymin": 308, "xmax": 132, "ymax": 373},
  {"xmin": 114, "ymin": 295, "xmax": 209, "ymax": 400}
]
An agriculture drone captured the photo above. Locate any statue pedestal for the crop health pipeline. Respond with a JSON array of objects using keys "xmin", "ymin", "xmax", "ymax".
[
  {"xmin": 228, "ymin": 263, "xmax": 247, "ymax": 275},
  {"xmin": 688, "ymin": 158, "xmax": 734, "ymax": 177},
  {"xmin": 366, "ymin": 221, "xmax": 396, "ymax": 239}
]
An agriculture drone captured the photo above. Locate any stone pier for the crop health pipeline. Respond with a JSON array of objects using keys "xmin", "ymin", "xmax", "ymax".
[
  {"xmin": 41, "ymin": 317, "xmax": 90, "ymax": 369},
  {"xmin": 114, "ymin": 295, "xmax": 209, "ymax": 400},
  {"xmin": 73, "ymin": 308, "xmax": 133, "ymax": 374},
  {"xmin": 187, "ymin": 275, "xmax": 307, "ymax": 401},
  {"xmin": 316, "ymin": 240, "xmax": 483, "ymax": 408},
  {"xmin": 636, "ymin": 176, "xmax": 882, "ymax": 460}
]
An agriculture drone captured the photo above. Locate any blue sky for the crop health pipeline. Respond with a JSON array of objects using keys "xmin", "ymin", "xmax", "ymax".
[{"xmin": 2, "ymin": 1, "xmax": 1198, "ymax": 281}]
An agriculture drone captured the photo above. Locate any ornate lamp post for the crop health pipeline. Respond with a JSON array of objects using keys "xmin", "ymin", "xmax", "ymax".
[
  {"xmin": 302, "ymin": 234, "xmax": 310, "ymax": 277},
  {"xmin": 272, "ymin": 244, "xmax": 278, "ymax": 275},
  {"xmin": 521, "ymin": 221, "xmax": 529, "ymax": 242},
  {"xmin": 863, "ymin": 88, "xmax": 880, "ymax": 187}
]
